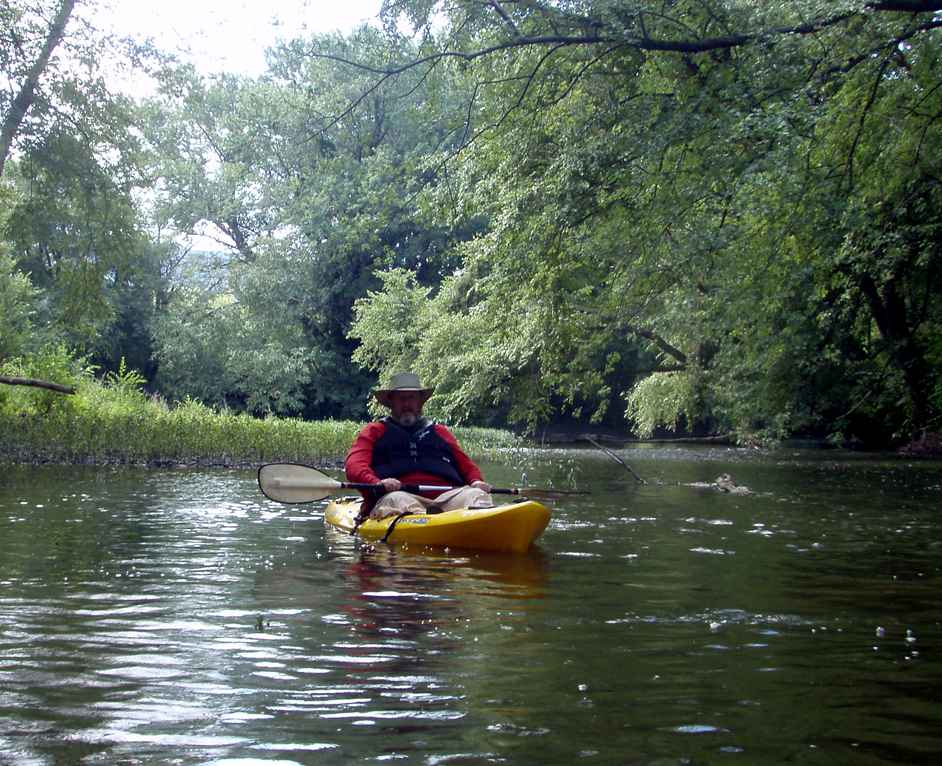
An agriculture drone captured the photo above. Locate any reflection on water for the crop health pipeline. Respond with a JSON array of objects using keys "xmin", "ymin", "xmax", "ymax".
[{"xmin": 1, "ymin": 451, "xmax": 941, "ymax": 764}]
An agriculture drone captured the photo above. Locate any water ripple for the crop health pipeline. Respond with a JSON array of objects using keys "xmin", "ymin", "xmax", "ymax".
[{"xmin": 3, "ymin": 462, "xmax": 942, "ymax": 764}]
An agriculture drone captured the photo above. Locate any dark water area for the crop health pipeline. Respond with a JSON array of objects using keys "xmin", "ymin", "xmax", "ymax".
[{"xmin": 1, "ymin": 447, "xmax": 941, "ymax": 765}]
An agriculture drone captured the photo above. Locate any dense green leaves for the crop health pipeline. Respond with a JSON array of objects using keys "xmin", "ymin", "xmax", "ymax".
[
  {"xmin": 347, "ymin": 0, "xmax": 942, "ymax": 442},
  {"xmin": 0, "ymin": 251, "xmax": 39, "ymax": 359},
  {"xmin": 142, "ymin": 26, "xmax": 491, "ymax": 420},
  {"xmin": 3, "ymin": 0, "xmax": 940, "ymax": 448},
  {"xmin": 1, "ymin": 0, "xmax": 164, "ymax": 385}
]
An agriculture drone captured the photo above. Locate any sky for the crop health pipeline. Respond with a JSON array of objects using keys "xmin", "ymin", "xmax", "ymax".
[{"xmin": 89, "ymin": 0, "xmax": 385, "ymax": 78}]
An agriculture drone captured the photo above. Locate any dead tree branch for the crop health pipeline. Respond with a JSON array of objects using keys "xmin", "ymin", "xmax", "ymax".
[{"xmin": 0, "ymin": 375, "xmax": 77, "ymax": 395}]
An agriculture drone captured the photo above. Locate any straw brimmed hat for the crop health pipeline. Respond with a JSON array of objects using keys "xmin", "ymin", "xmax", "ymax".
[{"xmin": 373, "ymin": 372, "xmax": 434, "ymax": 407}]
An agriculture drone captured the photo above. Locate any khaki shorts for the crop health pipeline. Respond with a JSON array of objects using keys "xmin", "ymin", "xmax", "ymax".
[{"xmin": 370, "ymin": 486, "xmax": 494, "ymax": 520}]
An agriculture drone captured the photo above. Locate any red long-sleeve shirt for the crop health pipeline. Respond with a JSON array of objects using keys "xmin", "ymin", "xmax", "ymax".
[{"xmin": 345, "ymin": 420, "xmax": 484, "ymax": 500}]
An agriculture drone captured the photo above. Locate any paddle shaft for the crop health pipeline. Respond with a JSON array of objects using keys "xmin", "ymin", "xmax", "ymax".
[
  {"xmin": 339, "ymin": 480, "xmax": 454, "ymax": 494},
  {"xmin": 295, "ymin": 479, "xmax": 568, "ymax": 497},
  {"xmin": 344, "ymin": 481, "xmax": 579, "ymax": 498}
]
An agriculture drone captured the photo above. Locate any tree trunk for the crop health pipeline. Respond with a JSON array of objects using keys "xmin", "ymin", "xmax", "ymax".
[
  {"xmin": 858, "ymin": 273, "xmax": 931, "ymax": 433},
  {"xmin": 0, "ymin": 0, "xmax": 76, "ymax": 179}
]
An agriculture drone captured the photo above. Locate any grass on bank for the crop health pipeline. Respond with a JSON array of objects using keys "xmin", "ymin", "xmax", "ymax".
[{"xmin": 0, "ymin": 362, "xmax": 518, "ymax": 466}]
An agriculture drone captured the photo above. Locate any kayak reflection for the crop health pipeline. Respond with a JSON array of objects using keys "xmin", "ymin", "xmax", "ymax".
[
  {"xmin": 336, "ymin": 544, "xmax": 550, "ymax": 672},
  {"xmin": 345, "ymin": 544, "xmax": 550, "ymax": 600}
]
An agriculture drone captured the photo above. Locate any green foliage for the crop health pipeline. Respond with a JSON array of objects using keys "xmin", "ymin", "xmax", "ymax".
[
  {"xmin": 152, "ymin": 272, "xmax": 317, "ymax": 416},
  {"xmin": 349, "ymin": 266, "xmax": 543, "ymax": 426},
  {"xmin": 6, "ymin": 0, "xmax": 942, "ymax": 451},
  {"xmin": 141, "ymin": 33, "xmax": 479, "ymax": 420},
  {"xmin": 1, "ymin": 0, "xmax": 166, "ymax": 387},
  {"xmin": 928, "ymin": 331, "xmax": 942, "ymax": 428},
  {"xmin": 625, "ymin": 372, "xmax": 697, "ymax": 439},
  {"xmin": 104, "ymin": 357, "xmax": 147, "ymax": 400},
  {"xmin": 0, "ymin": 352, "xmax": 515, "ymax": 464},
  {"xmin": 2, "ymin": 0, "xmax": 134, "ymax": 168},
  {"xmin": 0, "ymin": 358, "xmax": 352, "ymax": 464},
  {"xmin": 3, "ymin": 129, "xmax": 148, "ymax": 352},
  {"xmin": 350, "ymin": 268, "xmax": 432, "ymax": 382},
  {"xmin": 0, "ymin": 250, "xmax": 39, "ymax": 359},
  {"xmin": 350, "ymin": 0, "xmax": 942, "ymax": 443}
]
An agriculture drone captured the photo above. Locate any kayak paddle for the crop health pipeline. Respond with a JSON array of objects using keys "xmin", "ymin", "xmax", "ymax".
[
  {"xmin": 258, "ymin": 462, "xmax": 451, "ymax": 504},
  {"xmin": 257, "ymin": 463, "xmax": 587, "ymax": 504}
]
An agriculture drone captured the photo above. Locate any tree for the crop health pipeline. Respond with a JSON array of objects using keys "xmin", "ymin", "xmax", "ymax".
[
  {"xmin": 336, "ymin": 0, "xmax": 942, "ymax": 441},
  {"xmin": 2, "ymin": 0, "xmax": 171, "ymax": 397},
  {"xmin": 3, "ymin": 125, "xmax": 154, "ymax": 360},
  {"xmin": 0, "ymin": 0, "xmax": 76, "ymax": 178},
  {"xmin": 144, "ymin": 27, "xmax": 486, "ymax": 419}
]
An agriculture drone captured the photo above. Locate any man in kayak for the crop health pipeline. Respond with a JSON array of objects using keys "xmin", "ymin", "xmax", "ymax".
[{"xmin": 345, "ymin": 372, "xmax": 493, "ymax": 519}]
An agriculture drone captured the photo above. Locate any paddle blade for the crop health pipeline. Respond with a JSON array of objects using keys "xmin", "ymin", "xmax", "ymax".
[{"xmin": 258, "ymin": 463, "xmax": 341, "ymax": 504}]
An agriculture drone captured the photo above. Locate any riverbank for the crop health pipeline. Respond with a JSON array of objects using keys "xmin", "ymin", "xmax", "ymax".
[
  {"xmin": 0, "ymin": 378, "xmax": 519, "ymax": 468},
  {"xmin": 6, "ymin": 374, "xmax": 934, "ymax": 466}
]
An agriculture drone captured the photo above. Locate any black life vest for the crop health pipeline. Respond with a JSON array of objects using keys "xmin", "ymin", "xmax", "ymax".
[{"xmin": 371, "ymin": 417, "xmax": 465, "ymax": 485}]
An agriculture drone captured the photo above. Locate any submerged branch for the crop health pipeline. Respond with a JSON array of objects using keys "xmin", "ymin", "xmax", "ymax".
[{"xmin": 582, "ymin": 436, "xmax": 646, "ymax": 484}]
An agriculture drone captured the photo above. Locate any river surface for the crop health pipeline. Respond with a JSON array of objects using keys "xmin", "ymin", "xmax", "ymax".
[{"xmin": 1, "ymin": 447, "xmax": 941, "ymax": 765}]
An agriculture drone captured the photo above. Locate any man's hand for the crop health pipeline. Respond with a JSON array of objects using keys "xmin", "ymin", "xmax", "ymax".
[
  {"xmin": 379, "ymin": 477, "xmax": 402, "ymax": 493},
  {"xmin": 471, "ymin": 479, "xmax": 492, "ymax": 493}
]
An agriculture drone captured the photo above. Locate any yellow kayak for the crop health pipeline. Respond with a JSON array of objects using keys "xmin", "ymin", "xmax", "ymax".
[{"xmin": 324, "ymin": 498, "xmax": 551, "ymax": 553}]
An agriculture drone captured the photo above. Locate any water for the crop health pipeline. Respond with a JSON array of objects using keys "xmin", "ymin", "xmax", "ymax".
[{"xmin": 1, "ymin": 448, "xmax": 941, "ymax": 765}]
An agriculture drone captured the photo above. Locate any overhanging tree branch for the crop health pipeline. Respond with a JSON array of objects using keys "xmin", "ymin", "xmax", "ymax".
[
  {"xmin": 310, "ymin": 1, "xmax": 940, "ymax": 80},
  {"xmin": 303, "ymin": 1, "xmax": 942, "ymax": 146},
  {"xmin": 845, "ymin": 55, "xmax": 893, "ymax": 191},
  {"xmin": 625, "ymin": 325, "xmax": 688, "ymax": 366},
  {"xmin": 487, "ymin": 1, "xmax": 521, "ymax": 38},
  {"xmin": 870, "ymin": 1, "xmax": 942, "ymax": 10}
]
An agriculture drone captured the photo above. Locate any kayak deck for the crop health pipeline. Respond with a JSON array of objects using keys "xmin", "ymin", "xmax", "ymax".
[{"xmin": 325, "ymin": 498, "xmax": 551, "ymax": 553}]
